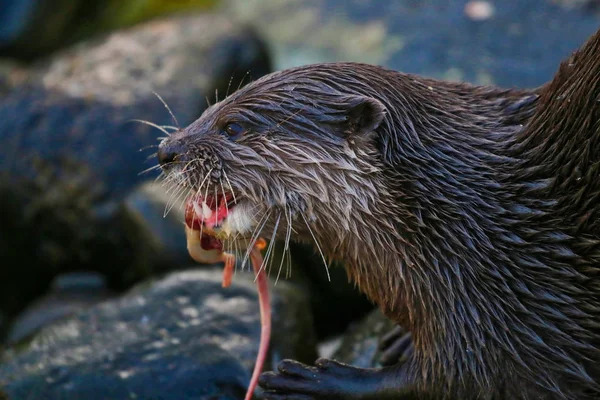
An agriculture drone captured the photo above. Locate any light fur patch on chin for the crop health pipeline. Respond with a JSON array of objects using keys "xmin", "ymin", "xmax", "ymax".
[{"xmin": 221, "ymin": 203, "xmax": 255, "ymax": 237}]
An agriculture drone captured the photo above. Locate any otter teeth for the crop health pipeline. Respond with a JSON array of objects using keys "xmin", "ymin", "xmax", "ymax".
[
  {"xmin": 191, "ymin": 200, "xmax": 214, "ymax": 222},
  {"xmin": 201, "ymin": 201, "xmax": 213, "ymax": 220}
]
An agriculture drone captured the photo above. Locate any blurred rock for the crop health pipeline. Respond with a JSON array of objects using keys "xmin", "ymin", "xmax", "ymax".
[
  {"xmin": 0, "ymin": 13, "xmax": 272, "ymax": 341},
  {"xmin": 0, "ymin": 0, "xmax": 81, "ymax": 60},
  {"xmin": 221, "ymin": 0, "xmax": 600, "ymax": 87},
  {"xmin": 332, "ymin": 308, "xmax": 396, "ymax": 368},
  {"xmin": 0, "ymin": 60, "xmax": 27, "ymax": 95},
  {"xmin": 121, "ymin": 182, "xmax": 191, "ymax": 270},
  {"xmin": 0, "ymin": 269, "xmax": 317, "ymax": 400},
  {"xmin": 6, "ymin": 272, "xmax": 115, "ymax": 345},
  {"xmin": 552, "ymin": 0, "xmax": 600, "ymax": 10},
  {"xmin": 0, "ymin": 0, "xmax": 218, "ymax": 61}
]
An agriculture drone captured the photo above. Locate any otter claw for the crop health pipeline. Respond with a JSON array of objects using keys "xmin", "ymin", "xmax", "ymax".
[
  {"xmin": 379, "ymin": 329, "xmax": 413, "ymax": 367},
  {"xmin": 277, "ymin": 359, "xmax": 319, "ymax": 378},
  {"xmin": 258, "ymin": 358, "xmax": 369, "ymax": 399},
  {"xmin": 379, "ymin": 325, "xmax": 406, "ymax": 350}
]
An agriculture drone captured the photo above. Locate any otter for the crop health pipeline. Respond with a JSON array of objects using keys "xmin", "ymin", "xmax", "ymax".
[{"xmin": 157, "ymin": 27, "xmax": 600, "ymax": 400}]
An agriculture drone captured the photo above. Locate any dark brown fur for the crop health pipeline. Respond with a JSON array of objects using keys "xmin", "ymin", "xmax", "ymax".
[{"xmin": 158, "ymin": 29, "xmax": 600, "ymax": 399}]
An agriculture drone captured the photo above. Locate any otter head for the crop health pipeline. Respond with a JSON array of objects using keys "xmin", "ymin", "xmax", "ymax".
[{"xmin": 157, "ymin": 65, "xmax": 392, "ymax": 257}]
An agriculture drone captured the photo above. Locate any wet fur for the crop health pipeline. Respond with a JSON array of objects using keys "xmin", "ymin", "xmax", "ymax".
[{"xmin": 159, "ymin": 29, "xmax": 600, "ymax": 399}]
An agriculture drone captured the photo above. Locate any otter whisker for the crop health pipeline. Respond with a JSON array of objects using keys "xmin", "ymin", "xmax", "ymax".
[
  {"xmin": 161, "ymin": 125, "xmax": 179, "ymax": 131},
  {"xmin": 162, "ymin": 165, "xmax": 200, "ymax": 218},
  {"xmin": 240, "ymin": 210, "xmax": 272, "ymax": 271},
  {"xmin": 286, "ymin": 207, "xmax": 293, "ymax": 279},
  {"xmin": 219, "ymin": 179, "xmax": 232, "ymax": 240},
  {"xmin": 214, "ymin": 186, "xmax": 218, "ymax": 227},
  {"xmin": 152, "ymin": 90, "xmax": 180, "ymax": 129},
  {"xmin": 220, "ymin": 179, "xmax": 229, "ymax": 211},
  {"xmin": 164, "ymin": 174, "xmax": 184, "ymax": 194},
  {"xmin": 174, "ymin": 184, "xmax": 191, "ymax": 213},
  {"xmin": 195, "ymin": 168, "xmax": 214, "ymax": 197},
  {"xmin": 138, "ymin": 163, "xmax": 162, "ymax": 176},
  {"xmin": 286, "ymin": 242, "xmax": 292, "ymax": 279},
  {"xmin": 129, "ymin": 119, "xmax": 171, "ymax": 136},
  {"xmin": 236, "ymin": 70, "xmax": 251, "ymax": 92},
  {"xmin": 179, "ymin": 186, "xmax": 195, "ymax": 212},
  {"xmin": 226, "ymin": 74, "xmax": 235, "ymax": 98},
  {"xmin": 144, "ymin": 152, "xmax": 159, "ymax": 162},
  {"xmin": 222, "ymin": 169, "xmax": 237, "ymax": 205},
  {"xmin": 197, "ymin": 175, "xmax": 212, "ymax": 240},
  {"xmin": 239, "ymin": 206, "xmax": 270, "ymax": 249},
  {"xmin": 205, "ymin": 96, "xmax": 212, "ymax": 108},
  {"xmin": 301, "ymin": 212, "xmax": 331, "ymax": 281},
  {"xmin": 190, "ymin": 186, "xmax": 201, "ymax": 231},
  {"xmin": 263, "ymin": 108, "xmax": 305, "ymax": 137},
  {"xmin": 161, "ymin": 171, "xmax": 179, "ymax": 187},
  {"xmin": 153, "ymin": 171, "xmax": 166, "ymax": 184},
  {"xmin": 164, "ymin": 182, "xmax": 187, "ymax": 217},
  {"xmin": 256, "ymin": 213, "xmax": 281, "ymax": 280},
  {"xmin": 234, "ymin": 239, "xmax": 240, "ymax": 275},
  {"xmin": 162, "ymin": 181, "xmax": 181, "ymax": 215},
  {"xmin": 140, "ymin": 144, "xmax": 159, "ymax": 152},
  {"xmin": 181, "ymin": 159, "xmax": 197, "ymax": 174},
  {"xmin": 159, "ymin": 173, "xmax": 175, "ymax": 188},
  {"xmin": 275, "ymin": 206, "xmax": 293, "ymax": 285},
  {"xmin": 276, "ymin": 108, "xmax": 305, "ymax": 130}
]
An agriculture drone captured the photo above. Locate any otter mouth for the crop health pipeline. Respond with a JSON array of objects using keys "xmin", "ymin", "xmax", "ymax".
[{"xmin": 184, "ymin": 192, "xmax": 237, "ymax": 252}]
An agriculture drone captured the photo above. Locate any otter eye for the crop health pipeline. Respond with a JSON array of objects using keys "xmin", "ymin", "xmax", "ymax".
[{"xmin": 223, "ymin": 123, "xmax": 244, "ymax": 139}]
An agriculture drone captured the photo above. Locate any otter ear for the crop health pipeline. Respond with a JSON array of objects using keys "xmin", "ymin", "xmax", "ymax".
[{"xmin": 340, "ymin": 95, "xmax": 387, "ymax": 135}]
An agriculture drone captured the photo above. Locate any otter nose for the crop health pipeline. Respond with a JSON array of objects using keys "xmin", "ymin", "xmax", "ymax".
[{"xmin": 158, "ymin": 146, "xmax": 178, "ymax": 166}]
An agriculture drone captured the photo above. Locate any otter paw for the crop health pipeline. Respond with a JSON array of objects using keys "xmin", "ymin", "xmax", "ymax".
[
  {"xmin": 258, "ymin": 358, "xmax": 368, "ymax": 399},
  {"xmin": 378, "ymin": 326, "xmax": 413, "ymax": 366}
]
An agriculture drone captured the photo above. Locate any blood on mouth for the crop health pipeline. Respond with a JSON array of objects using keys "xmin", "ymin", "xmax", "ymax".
[{"xmin": 184, "ymin": 193, "xmax": 235, "ymax": 251}]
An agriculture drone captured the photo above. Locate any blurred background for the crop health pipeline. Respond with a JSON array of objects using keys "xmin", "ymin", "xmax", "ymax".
[{"xmin": 0, "ymin": 1, "xmax": 599, "ymax": 399}]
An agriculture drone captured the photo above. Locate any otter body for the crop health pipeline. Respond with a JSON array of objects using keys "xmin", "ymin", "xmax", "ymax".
[{"xmin": 158, "ymin": 29, "xmax": 600, "ymax": 399}]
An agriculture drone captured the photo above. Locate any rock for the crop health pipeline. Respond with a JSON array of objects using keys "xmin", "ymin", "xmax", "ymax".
[
  {"xmin": 0, "ymin": 13, "xmax": 272, "ymax": 342},
  {"xmin": 0, "ymin": 0, "xmax": 81, "ymax": 59},
  {"xmin": 332, "ymin": 308, "xmax": 396, "ymax": 368},
  {"xmin": 5, "ymin": 272, "xmax": 115, "ymax": 345},
  {"xmin": 222, "ymin": 0, "xmax": 600, "ymax": 87},
  {"xmin": 0, "ymin": 60, "xmax": 27, "ymax": 96},
  {"xmin": 120, "ymin": 182, "xmax": 192, "ymax": 270},
  {"xmin": 552, "ymin": 0, "xmax": 600, "ymax": 10},
  {"xmin": 0, "ymin": 269, "xmax": 317, "ymax": 399},
  {"xmin": 0, "ymin": 0, "xmax": 218, "ymax": 61}
]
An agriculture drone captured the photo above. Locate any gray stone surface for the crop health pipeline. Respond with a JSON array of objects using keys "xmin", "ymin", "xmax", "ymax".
[{"xmin": 1, "ymin": 269, "xmax": 317, "ymax": 400}]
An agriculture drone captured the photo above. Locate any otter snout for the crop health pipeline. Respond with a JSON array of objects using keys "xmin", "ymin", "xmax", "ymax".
[
  {"xmin": 158, "ymin": 139, "xmax": 186, "ymax": 168},
  {"xmin": 157, "ymin": 147, "xmax": 177, "ymax": 166}
]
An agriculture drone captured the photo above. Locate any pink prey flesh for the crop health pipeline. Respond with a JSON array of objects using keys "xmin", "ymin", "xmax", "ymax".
[
  {"xmin": 245, "ymin": 244, "xmax": 270, "ymax": 400},
  {"xmin": 220, "ymin": 239, "xmax": 270, "ymax": 400}
]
